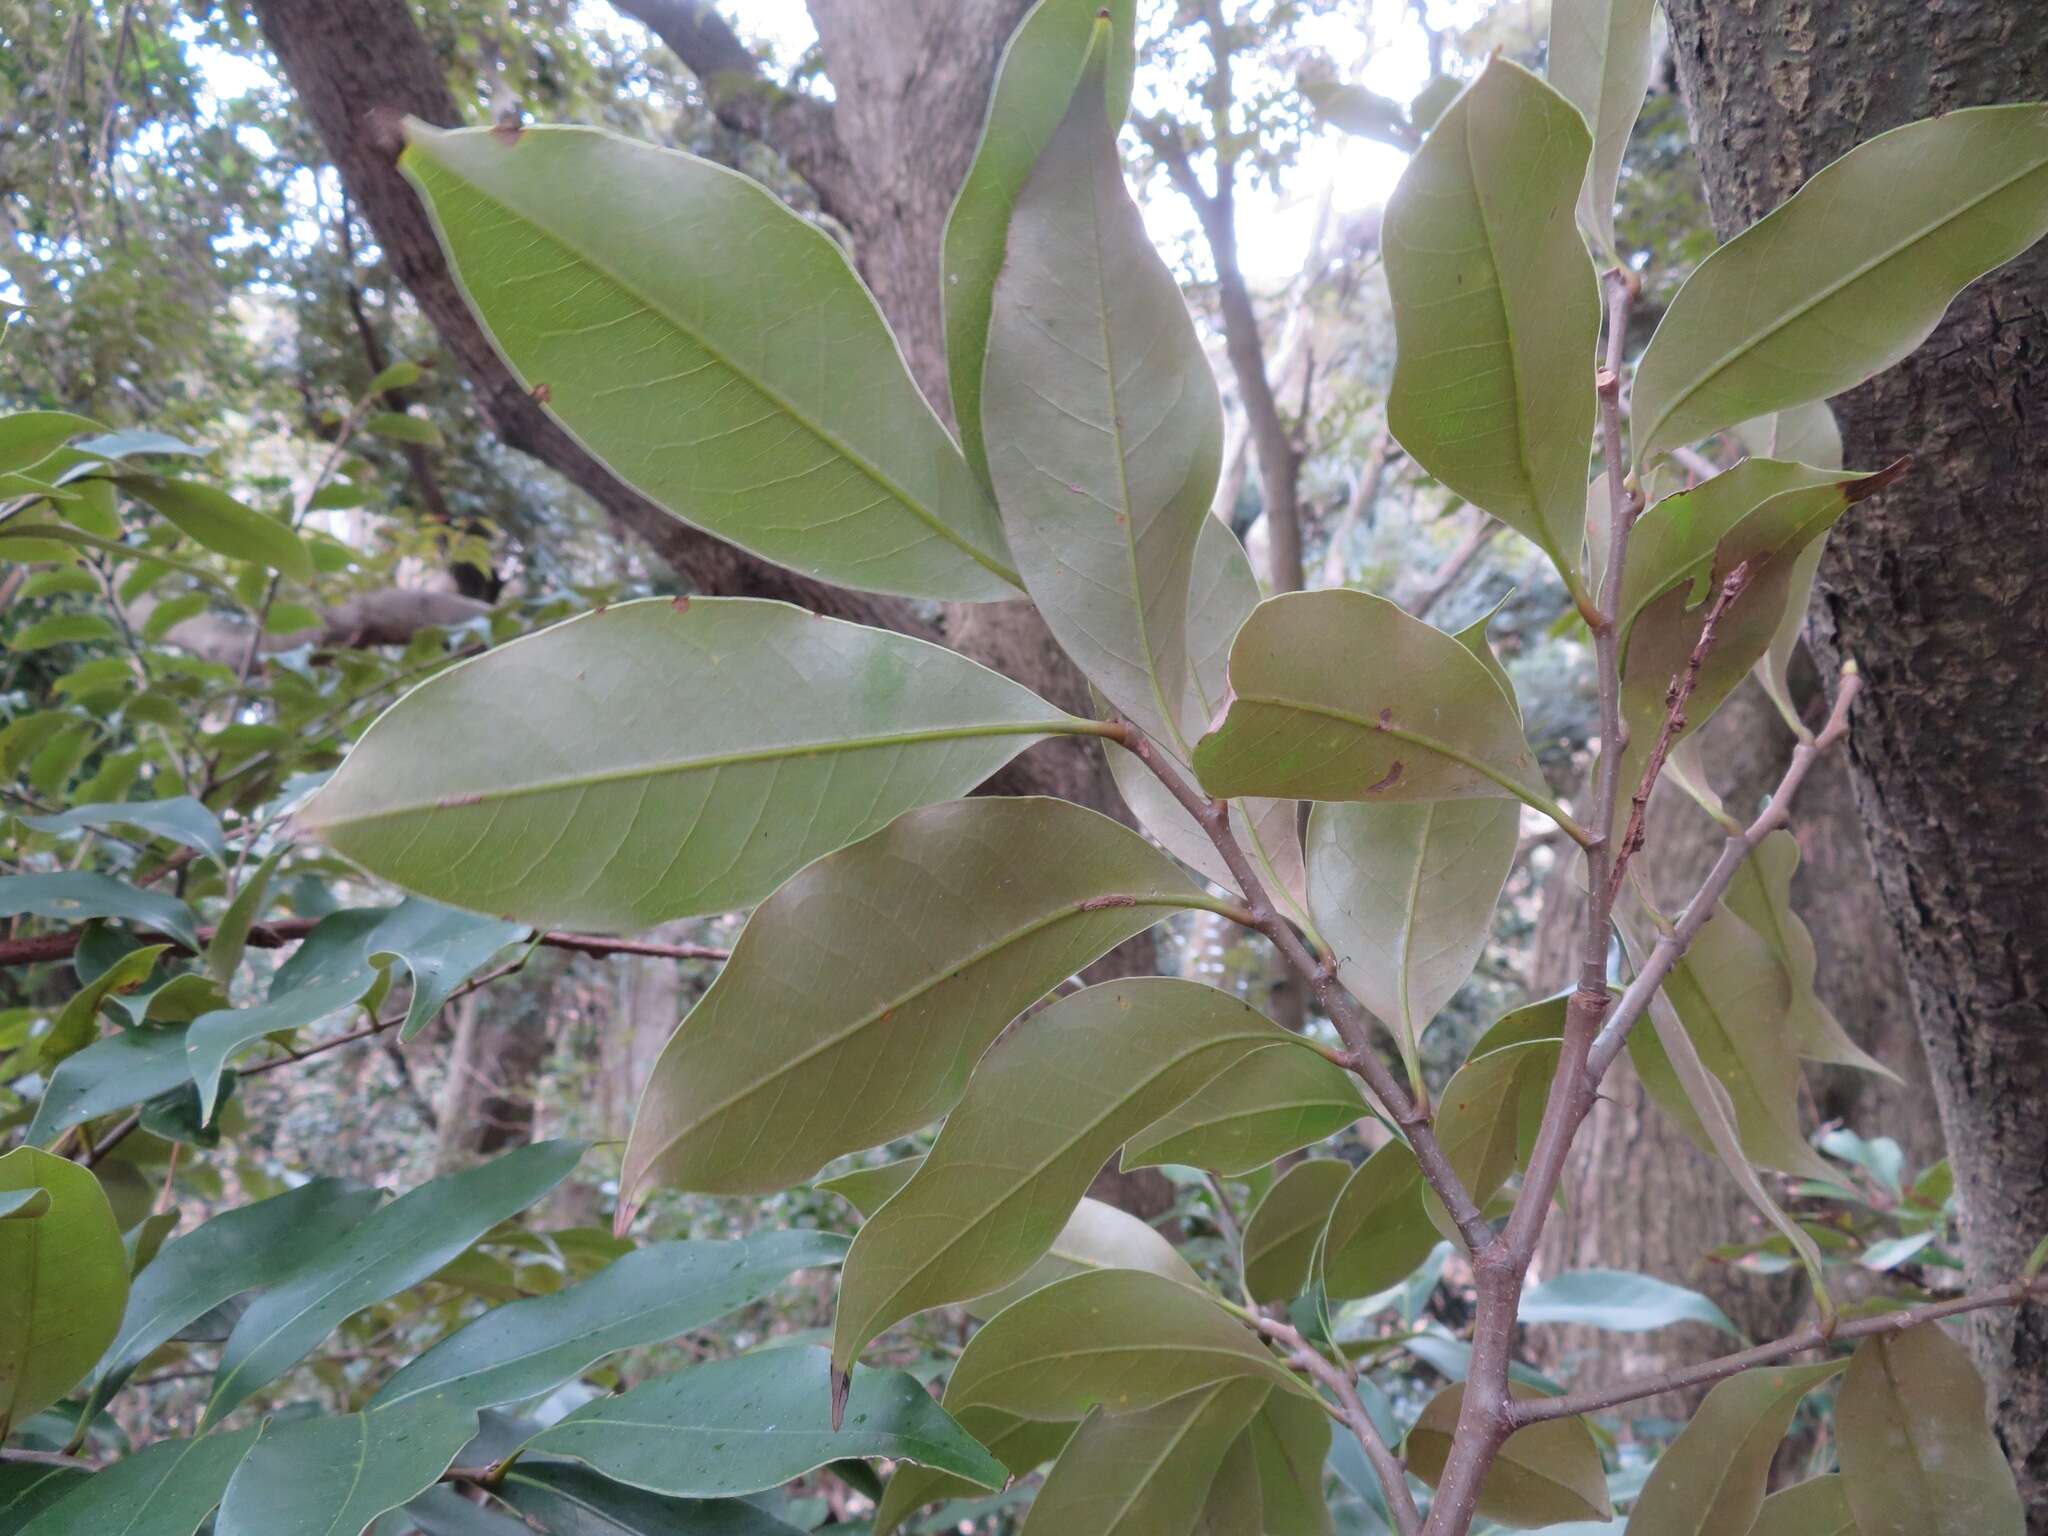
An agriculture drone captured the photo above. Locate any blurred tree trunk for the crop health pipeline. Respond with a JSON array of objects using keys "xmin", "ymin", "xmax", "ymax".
[
  {"xmin": 1658, "ymin": 4, "xmax": 2048, "ymax": 1514},
  {"xmin": 1526, "ymin": 683, "xmax": 1933, "ymax": 1421}
]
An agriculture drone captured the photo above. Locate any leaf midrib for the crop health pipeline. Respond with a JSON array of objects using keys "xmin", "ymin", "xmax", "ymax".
[
  {"xmin": 1642, "ymin": 146, "xmax": 2048, "ymax": 460},
  {"xmin": 304, "ymin": 719, "xmax": 1081, "ymax": 830},
  {"xmin": 420, "ymin": 144, "xmax": 1020, "ymax": 589}
]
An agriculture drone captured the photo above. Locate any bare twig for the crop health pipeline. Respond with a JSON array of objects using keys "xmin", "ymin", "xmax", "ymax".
[{"xmin": 1510, "ymin": 1277, "xmax": 2045, "ymax": 1425}]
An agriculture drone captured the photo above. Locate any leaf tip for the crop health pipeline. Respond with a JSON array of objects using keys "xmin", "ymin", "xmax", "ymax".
[
  {"xmin": 830, "ymin": 1365, "xmax": 852, "ymax": 1432},
  {"xmin": 1846, "ymin": 455, "xmax": 1912, "ymax": 503}
]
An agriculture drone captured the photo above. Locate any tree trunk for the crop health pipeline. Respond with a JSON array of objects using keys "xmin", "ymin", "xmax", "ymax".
[
  {"xmin": 1659, "ymin": 5, "xmax": 2048, "ymax": 1514},
  {"xmin": 1527, "ymin": 683, "xmax": 1934, "ymax": 1420}
]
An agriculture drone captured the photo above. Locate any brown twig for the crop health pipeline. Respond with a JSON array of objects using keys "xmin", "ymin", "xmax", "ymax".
[
  {"xmin": 1605, "ymin": 559, "xmax": 1753, "ymax": 907},
  {"xmin": 1510, "ymin": 1277, "xmax": 2045, "ymax": 1426},
  {"xmin": 0, "ymin": 917, "xmax": 729, "ymax": 970}
]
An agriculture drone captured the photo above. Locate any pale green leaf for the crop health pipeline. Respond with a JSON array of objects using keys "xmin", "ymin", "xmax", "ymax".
[
  {"xmin": 215, "ymin": 1397, "xmax": 476, "ymax": 1536},
  {"xmin": 874, "ymin": 1410, "xmax": 1074, "ymax": 1536},
  {"xmin": 1724, "ymin": 830, "xmax": 1896, "ymax": 1079},
  {"xmin": 945, "ymin": 0, "xmax": 1136, "ymax": 489},
  {"xmin": 1195, "ymin": 1427, "xmax": 1264, "ymax": 1536},
  {"xmin": 367, "ymin": 361, "xmax": 424, "ymax": 394},
  {"xmin": 206, "ymin": 1141, "xmax": 583, "ymax": 1422},
  {"xmin": 1123, "ymin": 1040, "xmax": 1366, "ymax": 1177},
  {"xmin": 833, "ymin": 978, "xmax": 1293, "ymax": 1369},
  {"xmin": 1837, "ymin": 1322, "xmax": 2025, "ymax": 1536},
  {"xmin": 964, "ymin": 1196, "xmax": 1202, "ymax": 1322},
  {"xmin": 1404, "ymin": 1382, "xmax": 1611, "ymax": 1527},
  {"xmin": 1422, "ymin": 1035, "xmax": 1560, "ymax": 1243},
  {"xmin": 1103, "ymin": 517, "xmax": 1307, "ymax": 926},
  {"xmin": 121, "ymin": 477, "xmax": 313, "ymax": 582},
  {"xmin": 1307, "ymin": 794, "xmax": 1519, "ymax": 1084},
  {"xmin": 620, "ymin": 798, "xmax": 1214, "ymax": 1203},
  {"xmin": 816, "ymin": 1157, "xmax": 924, "ymax": 1218},
  {"xmin": 1020, "ymin": 1379, "xmax": 1271, "ymax": 1536},
  {"xmin": 1633, "ymin": 105, "xmax": 2048, "ymax": 467},
  {"xmin": 303, "ymin": 598, "xmax": 1090, "ymax": 931},
  {"xmin": 1193, "ymin": 590, "xmax": 1548, "ymax": 807},
  {"xmin": 522, "ymin": 1345, "xmax": 1004, "ymax": 1498},
  {"xmin": 1547, "ymin": 0, "xmax": 1657, "ymax": 258},
  {"xmin": 16, "ymin": 613, "xmax": 115, "ymax": 651},
  {"xmin": 0, "ymin": 411, "xmax": 104, "ymax": 476},
  {"xmin": 363, "ymin": 410, "xmax": 442, "ymax": 448},
  {"xmin": 1626, "ymin": 1359, "xmax": 1845, "ymax": 1536},
  {"xmin": 1624, "ymin": 911, "xmax": 1833, "ymax": 1182},
  {"xmin": 373, "ymin": 1230, "xmax": 849, "ymax": 1413},
  {"xmin": 37, "ymin": 943, "xmax": 169, "ymax": 1073},
  {"xmin": 982, "ymin": 38, "xmax": 1221, "ymax": 750},
  {"xmin": 1384, "ymin": 58, "xmax": 1599, "ymax": 586},
  {"xmin": 206, "ymin": 850, "xmax": 285, "ymax": 986},
  {"xmin": 1247, "ymin": 1387, "xmax": 1335, "ymax": 1536},
  {"xmin": 0, "ymin": 1146, "xmax": 129, "ymax": 1436},
  {"xmin": 401, "ymin": 124, "xmax": 1015, "ymax": 602},
  {"xmin": 945, "ymin": 1268, "xmax": 1307, "ymax": 1420},
  {"xmin": 1517, "ymin": 1269, "xmax": 1739, "ymax": 1337}
]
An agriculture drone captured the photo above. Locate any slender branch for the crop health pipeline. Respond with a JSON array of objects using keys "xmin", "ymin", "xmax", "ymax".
[
  {"xmin": 1605, "ymin": 559, "xmax": 1753, "ymax": 907},
  {"xmin": 1106, "ymin": 722, "xmax": 1495, "ymax": 1255},
  {"xmin": 0, "ymin": 917, "xmax": 729, "ymax": 971},
  {"xmin": 1511, "ymin": 1278, "xmax": 2046, "ymax": 1426},
  {"xmin": 1253, "ymin": 1314, "xmax": 1423, "ymax": 1536},
  {"xmin": 1586, "ymin": 665, "xmax": 1861, "ymax": 1079}
]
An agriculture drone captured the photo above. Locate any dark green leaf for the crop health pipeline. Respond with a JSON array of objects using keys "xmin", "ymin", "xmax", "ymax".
[
  {"xmin": 1323, "ymin": 1143, "xmax": 1441, "ymax": 1302},
  {"xmin": 833, "ymin": 979, "xmax": 1293, "ymax": 1369},
  {"xmin": 205, "ymin": 1141, "xmax": 583, "ymax": 1422},
  {"xmin": 373, "ymin": 1230, "xmax": 848, "ymax": 1413},
  {"xmin": 28, "ymin": 1019, "xmax": 188, "ymax": 1144},
  {"xmin": 620, "ymin": 798, "xmax": 1214, "ymax": 1202},
  {"xmin": 1517, "ymin": 1269, "xmax": 1739, "ymax": 1337},
  {"xmin": 0, "ymin": 1147, "xmax": 129, "ymax": 1435},
  {"xmin": 1748, "ymin": 1474, "xmax": 1858, "ymax": 1536},
  {"xmin": 0, "ymin": 1462, "xmax": 92, "ymax": 1531},
  {"xmin": 494, "ymin": 1462, "xmax": 810, "ymax": 1535},
  {"xmin": 0, "ymin": 874, "xmax": 199, "ymax": 951},
  {"xmin": 522, "ymin": 1345, "xmax": 1003, "ymax": 1499},
  {"xmin": 1633, "ymin": 105, "xmax": 2048, "ymax": 467},
  {"xmin": 401, "ymin": 125, "xmax": 1015, "ymax": 602},
  {"xmin": 38, "ymin": 944, "xmax": 169, "ymax": 1073},
  {"xmin": 982, "ymin": 37, "xmax": 1221, "ymax": 749},
  {"xmin": 1242, "ymin": 1158, "xmax": 1352, "ymax": 1304},
  {"xmin": 1383, "ymin": 59, "xmax": 1599, "ymax": 586},
  {"xmin": 1626, "ymin": 1359, "xmax": 1844, "ymax": 1536},
  {"xmin": 302, "ymin": 599, "xmax": 1090, "ymax": 930},
  {"xmin": 17, "ymin": 1425, "xmax": 259, "ymax": 1536},
  {"xmin": 1836, "ymin": 1322, "xmax": 2025, "ymax": 1536},
  {"xmin": 22, "ymin": 798, "xmax": 226, "ymax": 862},
  {"xmin": 215, "ymin": 1396, "xmax": 477, "ymax": 1536}
]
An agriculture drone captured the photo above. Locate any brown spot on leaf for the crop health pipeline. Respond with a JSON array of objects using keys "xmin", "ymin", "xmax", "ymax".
[
  {"xmin": 1377, "ymin": 708, "xmax": 1394, "ymax": 730},
  {"xmin": 1078, "ymin": 894, "xmax": 1138, "ymax": 911},
  {"xmin": 438, "ymin": 792, "xmax": 485, "ymax": 809},
  {"xmin": 490, "ymin": 114, "xmax": 524, "ymax": 146},
  {"xmin": 530, "ymin": 382, "xmax": 552, "ymax": 404},
  {"xmin": 671, "ymin": 595, "xmax": 690, "ymax": 613},
  {"xmin": 1365, "ymin": 760, "xmax": 1406, "ymax": 794}
]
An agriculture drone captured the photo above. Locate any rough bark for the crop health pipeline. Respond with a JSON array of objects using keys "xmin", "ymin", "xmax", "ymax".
[
  {"xmin": 1527, "ymin": 685, "xmax": 1932, "ymax": 1421},
  {"xmin": 1659, "ymin": 4, "xmax": 2048, "ymax": 1513}
]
